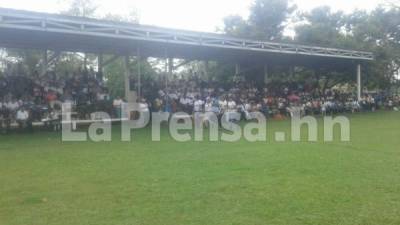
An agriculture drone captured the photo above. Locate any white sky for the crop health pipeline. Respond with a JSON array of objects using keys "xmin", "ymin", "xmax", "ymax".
[{"xmin": 0, "ymin": 0, "xmax": 386, "ymax": 32}]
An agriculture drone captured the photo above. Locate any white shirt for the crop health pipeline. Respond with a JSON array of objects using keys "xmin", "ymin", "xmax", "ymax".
[
  {"xmin": 219, "ymin": 100, "xmax": 228, "ymax": 111},
  {"xmin": 227, "ymin": 101, "xmax": 237, "ymax": 112},
  {"xmin": 205, "ymin": 102, "xmax": 213, "ymax": 112},
  {"xmin": 158, "ymin": 90, "xmax": 165, "ymax": 97},
  {"xmin": 180, "ymin": 97, "xmax": 188, "ymax": 105},
  {"xmin": 186, "ymin": 97, "xmax": 194, "ymax": 106},
  {"xmin": 139, "ymin": 103, "xmax": 149, "ymax": 112},
  {"xmin": 97, "ymin": 93, "xmax": 108, "ymax": 101},
  {"xmin": 7, "ymin": 101, "xmax": 19, "ymax": 111},
  {"xmin": 244, "ymin": 103, "xmax": 251, "ymax": 111},
  {"xmin": 194, "ymin": 100, "xmax": 204, "ymax": 112},
  {"xmin": 16, "ymin": 110, "xmax": 29, "ymax": 120},
  {"xmin": 113, "ymin": 99, "xmax": 123, "ymax": 107},
  {"xmin": 169, "ymin": 93, "xmax": 178, "ymax": 100}
]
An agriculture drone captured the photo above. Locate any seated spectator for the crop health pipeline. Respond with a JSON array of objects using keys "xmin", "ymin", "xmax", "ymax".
[
  {"xmin": 16, "ymin": 107, "xmax": 30, "ymax": 130},
  {"xmin": 113, "ymin": 96, "xmax": 123, "ymax": 118},
  {"xmin": 46, "ymin": 90, "xmax": 58, "ymax": 109}
]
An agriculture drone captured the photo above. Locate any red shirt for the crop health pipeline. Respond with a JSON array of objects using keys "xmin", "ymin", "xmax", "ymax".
[{"xmin": 46, "ymin": 93, "xmax": 57, "ymax": 102}]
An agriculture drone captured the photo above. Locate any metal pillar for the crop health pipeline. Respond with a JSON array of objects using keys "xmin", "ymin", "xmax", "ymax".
[
  {"xmin": 98, "ymin": 54, "xmax": 103, "ymax": 74},
  {"xmin": 167, "ymin": 57, "xmax": 173, "ymax": 90},
  {"xmin": 235, "ymin": 63, "xmax": 240, "ymax": 75},
  {"xmin": 163, "ymin": 50, "xmax": 168, "ymax": 91},
  {"xmin": 41, "ymin": 50, "xmax": 48, "ymax": 76},
  {"xmin": 137, "ymin": 48, "xmax": 142, "ymax": 100},
  {"xmin": 124, "ymin": 55, "xmax": 130, "ymax": 100},
  {"xmin": 83, "ymin": 53, "xmax": 88, "ymax": 69},
  {"xmin": 357, "ymin": 64, "xmax": 361, "ymax": 101}
]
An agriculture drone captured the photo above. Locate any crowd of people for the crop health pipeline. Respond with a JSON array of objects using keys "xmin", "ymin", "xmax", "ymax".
[
  {"xmin": 0, "ymin": 68, "xmax": 110, "ymax": 132},
  {"xmin": 0, "ymin": 68, "xmax": 399, "ymax": 132},
  {"xmin": 144, "ymin": 77, "xmax": 400, "ymax": 120}
]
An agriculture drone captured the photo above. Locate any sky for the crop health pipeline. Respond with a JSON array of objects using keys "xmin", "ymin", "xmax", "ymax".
[{"xmin": 0, "ymin": 0, "xmax": 387, "ymax": 33}]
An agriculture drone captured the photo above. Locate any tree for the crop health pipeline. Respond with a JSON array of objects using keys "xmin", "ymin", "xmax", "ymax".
[
  {"xmin": 295, "ymin": 6, "xmax": 346, "ymax": 47},
  {"xmin": 349, "ymin": 6, "xmax": 400, "ymax": 89},
  {"xmin": 222, "ymin": 15, "xmax": 251, "ymax": 38},
  {"xmin": 103, "ymin": 10, "xmax": 140, "ymax": 23},
  {"xmin": 3, "ymin": 49, "xmax": 42, "ymax": 75},
  {"xmin": 61, "ymin": 0, "xmax": 98, "ymax": 18},
  {"xmin": 104, "ymin": 57, "xmax": 159, "ymax": 98},
  {"xmin": 222, "ymin": 0, "xmax": 296, "ymax": 41},
  {"xmin": 214, "ymin": 0, "xmax": 297, "ymax": 84},
  {"xmin": 293, "ymin": 5, "xmax": 400, "ymax": 91},
  {"xmin": 385, "ymin": 0, "xmax": 400, "ymax": 10},
  {"xmin": 293, "ymin": 7, "xmax": 365, "ymax": 92},
  {"xmin": 248, "ymin": 0, "xmax": 296, "ymax": 41}
]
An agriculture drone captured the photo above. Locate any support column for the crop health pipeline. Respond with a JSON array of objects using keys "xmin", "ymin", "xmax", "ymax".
[
  {"xmin": 357, "ymin": 64, "xmax": 362, "ymax": 101},
  {"xmin": 124, "ymin": 55, "xmax": 130, "ymax": 100},
  {"xmin": 168, "ymin": 57, "xmax": 173, "ymax": 88},
  {"xmin": 98, "ymin": 54, "xmax": 103, "ymax": 74},
  {"xmin": 164, "ymin": 56, "xmax": 168, "ymax": 90},
  {"xmin": 83, "ymin": 53, "xmax": 88, "ymax": 70},
  {"xmin": 137, "ymin": 49, "xmax": 142, "ymax": 100},
  {"xmin": 41, "ymin": 50, "xmax": 48, "ymax": 76},
  {"xmin": 235, "ymin": 63, "xmax": 240, "ymax": 75}
]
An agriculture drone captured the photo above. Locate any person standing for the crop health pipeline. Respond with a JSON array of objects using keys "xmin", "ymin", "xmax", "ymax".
[
  {"xmin": 16, "ymin": 107, "xmax": 29, "ymax": 130},
  {"xmin": 193, "ymin": 96, "xmax": 205, "ymax": 114},
  {"xmin": 113, "ymin": 96, "xmax": 123, "ymax": 118},
  {"xmin": 193, "ymin": 96, "xmax": 205, "ymax": 127},
  {"xmin": 226, "ymin": 97, "xmax": 237, "ymax": 124}
]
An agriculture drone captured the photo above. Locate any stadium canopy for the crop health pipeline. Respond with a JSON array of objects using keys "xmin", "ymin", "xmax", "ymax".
[{"xmin": 0, "ymin": 7, "xmax": 373, "ymax": 100}]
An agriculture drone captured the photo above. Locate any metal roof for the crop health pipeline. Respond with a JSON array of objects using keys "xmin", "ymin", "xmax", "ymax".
[{"xmin": 0, "ymin": 7, "xmax": 373, "ymax": 65}]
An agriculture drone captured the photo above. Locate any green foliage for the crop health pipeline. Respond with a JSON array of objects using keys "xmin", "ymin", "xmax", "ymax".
[
  {"xmin": 61, "ymin": 0, "xmax": 98, "ymax": 17},
  {"xmin": 248, "ymin": 0, "xmax": 297, "ymax": 41},
  {"xmin": 295, "ymin": 6, "xmax": 345, "ymax": 47},
  {"xmin": 104, "ymin": 58, "xmax": 125, "ymax": 98},
  {"xmin": 104, "ymin": 57, "xmax": 159, "ymax": 98},
  {"xmin": 103, "ymin": 10, "xmax": 140, "ymax": 23},
  {"xmin": 222, "ymin": 15, "xmax": 251, "ymax": 38},
  {"xmin": 347, "ymin": 7, "xmax": 400, "ymax": 89},
  {"xmin": 221, "ymin": 1, "xmax": 400, "ymax": 91},
  {"xmin": 293, "ymin": 5, "xmax": 400, "ymax": 90},
  {"xmin": 223, "ymin": 0, "xmax": 296, "ymax": 41},
  {"xmin": 3, "ymin": 49, "xmax": 43, "ymax": 75}
]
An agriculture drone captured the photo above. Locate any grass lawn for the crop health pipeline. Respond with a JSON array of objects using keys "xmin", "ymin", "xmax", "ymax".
[{"xmin": 1, "ymin": 111, "xmax": 400, "ymax": 225}]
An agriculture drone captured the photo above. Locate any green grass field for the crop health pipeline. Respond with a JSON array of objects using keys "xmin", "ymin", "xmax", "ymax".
[{"xmin": 1, "ymin": 111, "xmax": 400, "ymax": 225}]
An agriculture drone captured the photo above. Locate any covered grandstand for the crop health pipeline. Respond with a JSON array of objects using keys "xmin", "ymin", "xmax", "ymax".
[{"xmin": 0, "ymin": 7, "xmax": 373, "ymax": 102}]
